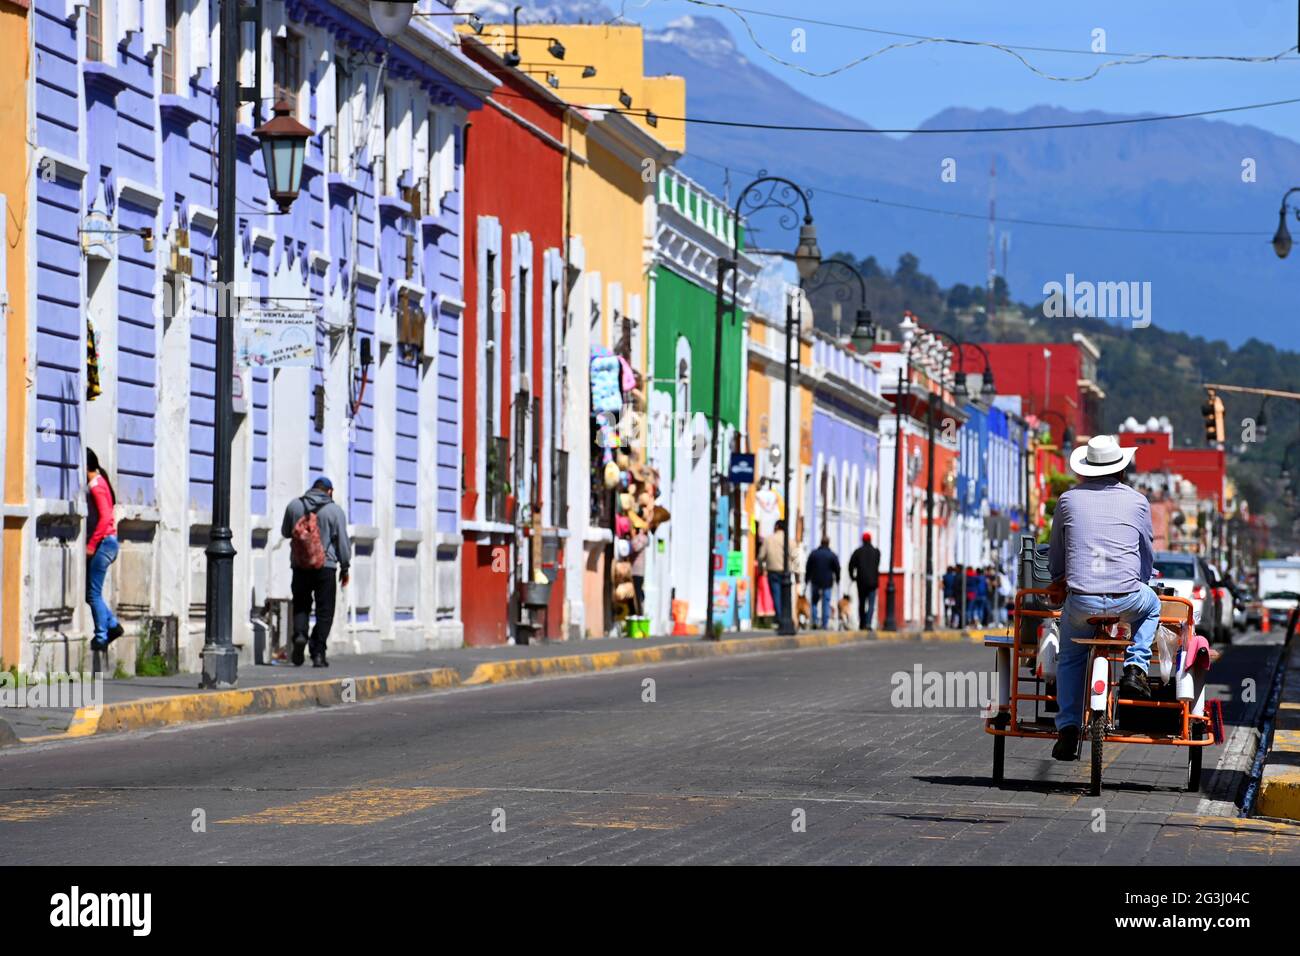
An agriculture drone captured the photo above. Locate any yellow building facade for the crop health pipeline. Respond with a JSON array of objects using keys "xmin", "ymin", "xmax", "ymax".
[
  {"xmin": 744, "ymin": 300, "xmax": 814, "ymax": 614},
  {"xmin": 0, "ymin": 0, "xmax": 29, "ymax": 668}
]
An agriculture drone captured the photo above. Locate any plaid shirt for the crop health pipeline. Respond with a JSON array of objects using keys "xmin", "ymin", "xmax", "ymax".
[{"xmin": 1048, "ymin": 477, "xmax": 1154, "ymax": 594}]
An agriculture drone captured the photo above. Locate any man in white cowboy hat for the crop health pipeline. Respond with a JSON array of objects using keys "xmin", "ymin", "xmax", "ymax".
[{"xmin": 1045, "ymin": 434, "xmax": 1158, "ymax": 761}]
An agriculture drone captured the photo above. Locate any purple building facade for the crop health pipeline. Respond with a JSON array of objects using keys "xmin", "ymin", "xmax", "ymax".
[
  {"xmin": 18, "ymin": 0, "xmax": 492, "ymax": 672},
  {"xmin": 807, "ymin": 332, "xmax": 891, "ymax": 620}
]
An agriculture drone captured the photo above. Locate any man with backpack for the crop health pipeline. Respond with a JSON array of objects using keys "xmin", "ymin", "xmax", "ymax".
[{"xmin": 281, "ymin": 477, "xmax": 351, "ymax": 667}]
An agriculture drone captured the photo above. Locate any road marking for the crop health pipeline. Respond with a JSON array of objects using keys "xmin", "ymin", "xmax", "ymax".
[
  {"xmin": 216, "ymin": 787, "xmax": 483, "ymax": 826},
  {"xmin": 0, "ymin": 793, "xmax": 108, "ymax": 822}
]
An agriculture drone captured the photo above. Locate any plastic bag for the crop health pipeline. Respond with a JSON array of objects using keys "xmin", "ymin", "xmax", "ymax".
[
  {"xmin": 1154, "ymin": 624, "xmax": 1180, "ymax": 683},
  {"xmin": 1036, "ymin": 620, "xmax": 1059, "ymax": 679}
]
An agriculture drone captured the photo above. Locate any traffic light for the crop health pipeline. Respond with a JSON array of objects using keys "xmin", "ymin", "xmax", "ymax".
[{"xmin": 1201, "ymin": 389, "xmax": 1225, "ymax": 446}]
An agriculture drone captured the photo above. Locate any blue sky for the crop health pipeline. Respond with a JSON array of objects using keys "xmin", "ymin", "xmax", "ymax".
[{"xmin": 620, "ymin": 0, "xmax": 1300, "ymax": 142}]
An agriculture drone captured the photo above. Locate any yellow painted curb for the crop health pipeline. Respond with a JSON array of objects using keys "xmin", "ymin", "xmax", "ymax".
[
  {"xmin": 1273, "ymin": 729, "xmax": 1300, "ymax": 754},
  {"xmin": 464, "ymin": 631, "xmax": 875, "ymax": 685},
  {"xmin": 16, "ymin": 625, "xmax": 988, "ymax": 743},
  {"xmin": 25, "ymin": 668, "xmax": 460, "ymax": 741},
  {"xmin": 1257, "ymin": 766, "xmax": 1300, "ymax": 821}
]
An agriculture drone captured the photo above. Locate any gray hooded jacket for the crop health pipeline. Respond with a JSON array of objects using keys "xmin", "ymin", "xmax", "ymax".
[{"xmin": 281, "ymin": 487, "xmax": 352, "ymax": 572}]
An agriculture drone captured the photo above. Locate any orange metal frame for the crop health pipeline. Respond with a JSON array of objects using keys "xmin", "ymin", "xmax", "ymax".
[{"xmin": 984, "ymin": 588, "xmax": 1214, "ymax": 747}]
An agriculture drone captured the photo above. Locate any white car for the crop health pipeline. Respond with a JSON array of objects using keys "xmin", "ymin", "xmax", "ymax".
[
  {"xmin": 1261, "ymin": 590, "xmax": 1300, "ymax": 631},
  {"xmin": 1152, "ymin": 552, "xmax": 1210, "ymax": 637}
]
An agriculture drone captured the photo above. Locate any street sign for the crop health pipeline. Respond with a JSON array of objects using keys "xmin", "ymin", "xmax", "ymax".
[
  {"xmin": 728, "ymin": 453, "xmax": 755, "ymax": 485},
  {"xmin": 237, "ymin": 307, "xmax": 315, "ymax": 368}
]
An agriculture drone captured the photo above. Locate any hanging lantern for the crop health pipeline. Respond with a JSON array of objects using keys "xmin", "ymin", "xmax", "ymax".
[{"xmin": 253, "ymin": 100, "xmax": 313, "ymax": 214}]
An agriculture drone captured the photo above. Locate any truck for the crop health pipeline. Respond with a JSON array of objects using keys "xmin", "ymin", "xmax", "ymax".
[{"xmin": 1258, "ymin": 558, "xmax": 1300, "ymax": 630}]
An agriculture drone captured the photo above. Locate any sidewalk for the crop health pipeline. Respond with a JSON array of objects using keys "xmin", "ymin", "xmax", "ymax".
[
  {"xmin": 1257, "ymin": 632, "xmax": 1300, "ymax": 821},
  {"xmin": 0, "ymin": 624, "xmax": 1001, "ymax": 744}
]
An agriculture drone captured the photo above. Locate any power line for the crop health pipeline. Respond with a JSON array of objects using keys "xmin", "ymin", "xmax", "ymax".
[
  {"xmin": 594, "ymin": 95, "xmax": 1300, "ymax": 134},
  {"xmin": 678, "ymin": 0, "xmax": 1299, "ymax": 61},
  {"xmin": 674, "ymin": 0, "xmax": 1298, "ymax": 82},
  {"xmin": 685, "ymin": 154, "xmax": 1266, "ymax": 237}
]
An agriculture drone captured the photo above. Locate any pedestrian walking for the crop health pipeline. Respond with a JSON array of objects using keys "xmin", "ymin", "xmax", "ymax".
[
  {"xmin": 758, "ymin": 519, "xmax": 789, "ymax": 623},
  {"xmin": 975, "ymin": 567, "xmax": 990, "ymax": 625},
  {"xmin": 848, "ymin": 532, "xmax": 881, "ymax": 630},
  {"xmin": 943, "ymin": 565, "xmax": 959, "ymax": 628},
  {"xmin": 805, "ymin": 536, "xmax": 841, "ymax": 630},
  {"xmin": 85, "ymin": 448, "xmax": 123, "ymax": 652},
  {"xmin": 281, "ymin": 477, "xmax": 351, "ymax": 667}
]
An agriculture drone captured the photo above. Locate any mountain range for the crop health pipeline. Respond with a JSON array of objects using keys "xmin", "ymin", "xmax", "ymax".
[{"xmin": 462, "ymin": 1, "xmax": 1300, "ymax": 350}]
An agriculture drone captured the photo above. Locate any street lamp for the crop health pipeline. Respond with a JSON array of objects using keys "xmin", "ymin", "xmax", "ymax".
[
  {"xmin": 1273, "ymin": 188, "xmax": 1300, "ymax": 259},
  {"xmin": 712, "ymin": 174, "xmax": 818, "ymax": 638},
  {"xmin": 200, "ymin": 2, "xmax": 315, "ymax": 689},
  {"xmin": 253, "ymin": 100, "xmax": 312, "ymax": 213},
  {"xmin": 1037, "ymin": 408, "xmax": 1075, "ymax": 449},
  {"xmin": 804, "ymin": 257, "xmax": 873, "ymax": 353},
  {"xmin": 883, "ymin": 314, "xmax": 918, "ymax": 632},
  {"xmin": 369, "ymin": 1, "xmax": 417, "ymax": 38}
]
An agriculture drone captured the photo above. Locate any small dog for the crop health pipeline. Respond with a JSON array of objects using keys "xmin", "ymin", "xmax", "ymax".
[
  {"xmin": 796, "ymin": 594, "xmax": 811, "ymax": 629},
  {"xmin": 837, "ymin": 596, "xmax": 854, "ymax": 630}
]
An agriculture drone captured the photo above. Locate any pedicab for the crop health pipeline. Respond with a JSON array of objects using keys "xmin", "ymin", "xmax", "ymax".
[{"xmin": 983, "ymin": 540, "xmax": 1216, "ymax": 796}]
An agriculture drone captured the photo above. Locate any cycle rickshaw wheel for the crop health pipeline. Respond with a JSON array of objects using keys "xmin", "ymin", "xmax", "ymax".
[{"xmin": 1089, "ymin": 712, "xmax": 1105, "ymax": 797}]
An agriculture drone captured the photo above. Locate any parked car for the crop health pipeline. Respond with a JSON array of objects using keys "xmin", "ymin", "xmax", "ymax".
[
  {"xmin": 1202, "ymin": 561, "xmax": 1234, "ymax": 643},
  {"xmin": 1152, "ymin": 551, "xmax": 1215, "ymax": 639}
]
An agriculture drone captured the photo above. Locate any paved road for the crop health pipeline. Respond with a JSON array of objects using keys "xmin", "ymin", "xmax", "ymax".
[{"xmin": 2, "ymin": 634, "xmax": 1297, "ymax": 864}]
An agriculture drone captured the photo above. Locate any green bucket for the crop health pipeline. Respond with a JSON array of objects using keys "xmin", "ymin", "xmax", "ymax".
[{"xmin": 626, "ymin": 616, "xmax": 651, "ymax": 640}]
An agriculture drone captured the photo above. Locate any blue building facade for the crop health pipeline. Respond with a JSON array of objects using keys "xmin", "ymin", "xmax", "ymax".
[
  {"xmin": 807, "ymin": 332, "xmax": 891, "ymax": 619},
  {"xmin": 19, "ymin": 0, "xmax": 491, "ymax": 672},
  {"xmin": 955, "ymin": 400, "xmax": 1028, "ymax": 582}
]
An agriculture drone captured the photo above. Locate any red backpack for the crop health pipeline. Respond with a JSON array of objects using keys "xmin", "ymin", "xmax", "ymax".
[{"xmin": 290, "ymin": 498, "xmax": 327, "ymax": 569}]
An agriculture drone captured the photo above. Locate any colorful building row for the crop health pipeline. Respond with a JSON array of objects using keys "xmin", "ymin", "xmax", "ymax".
[{"xmin": 0, "ymin": 2, "xmax": 1118, "ymax": 671}]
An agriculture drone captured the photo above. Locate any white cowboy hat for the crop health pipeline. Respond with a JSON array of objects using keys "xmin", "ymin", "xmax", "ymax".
[{"xmin": 1069, "ymin": 434, "xmax": 1136, "ymax": 478}]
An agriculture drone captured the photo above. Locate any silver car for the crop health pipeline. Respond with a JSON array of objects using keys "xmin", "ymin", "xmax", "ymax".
[{"xmin": 1152, "ymin": 552, "xmax": 1212, "ymax": 639}]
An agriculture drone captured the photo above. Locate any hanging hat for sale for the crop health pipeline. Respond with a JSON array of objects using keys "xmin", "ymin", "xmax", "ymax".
[
  {"xmin": 630, "ymin": 460, "xmax": 652, "ymax": 484},
  {"xmin": 649, "ymin": 504, "xmax": 671, "ymax": 531},
  {"xmin": 618, "ymin": 491, "xmax": 637, "ymax": 514},
  {"xmin": 1068, "ymin": 434, "xmax": 1135, "ymax": 478},
  {"xmin": 628, "ymin": 510, "xmax": 648, "ymax": 530},
  {"xmin": 603, "ymin": 460, "xmax": 621, "ymax": 489},
  {"xmin": 615, "ymin": 450, "xmax": 631, "ymax": 471}
]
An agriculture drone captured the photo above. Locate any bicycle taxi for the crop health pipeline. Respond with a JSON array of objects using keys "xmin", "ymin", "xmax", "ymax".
[{"xmin": 984, "ymin": 540, "xmax": 1217, "ymax": 796}]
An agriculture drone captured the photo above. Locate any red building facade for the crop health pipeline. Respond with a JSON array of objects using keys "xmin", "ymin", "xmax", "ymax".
[
  {"xmin": 460, "ymin": 40, "xmax": 568, "ymax": 645},
  {"xmin": 978, "ymin": 334, "xmax": 1104, "ymax": 445},
  {"xmin": 1118, "ymin": 426, "xmax": 1226, "ymax": 508}
]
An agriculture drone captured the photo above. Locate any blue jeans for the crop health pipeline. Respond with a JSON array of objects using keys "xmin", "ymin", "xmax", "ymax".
[
  {"xmin": 811, "ymin": 586, "xmax": 833, "ymax": 628},
  {"xmin": 767, "ymin": 572, "xmax": 786, "ymax": 621},
  {"xmin": 1055, "ymin": 585, "xmax": 1160, "ymax": 731},
  {"xmin": 858, "ymin": 587, "xmax": 877, "ymax": 630},
  {"xmin": 87, "ymin": 536, "xmax": 120, "ymax": 645}
]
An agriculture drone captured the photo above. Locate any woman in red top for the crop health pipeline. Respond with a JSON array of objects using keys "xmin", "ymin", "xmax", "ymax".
[{"xmin": 86, "ymin": 448, "xmax": 123, "ymax": 650}]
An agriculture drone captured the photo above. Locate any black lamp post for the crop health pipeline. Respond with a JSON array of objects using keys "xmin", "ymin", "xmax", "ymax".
[
  {"xmin": 805, "ymin": 257, "xmax": 876, "ymax": 355},
  {"xmin": 882, "ymin": 314, "xmax": 920, "ymax": 632},
  {"xmin": 1272, "ymin": 187, "xmax": 1300, "ymax": 259},
  {"xmin": 202, "ymin": 2, "xmax": 313, "ymax": 689},
  {"xmin": 712, "ymin": 175, "xmax": 818, "ymax": 638},
  {"xmin": 1037, "ymin": 408, "xmax": 1075, "ymax": 449}
]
